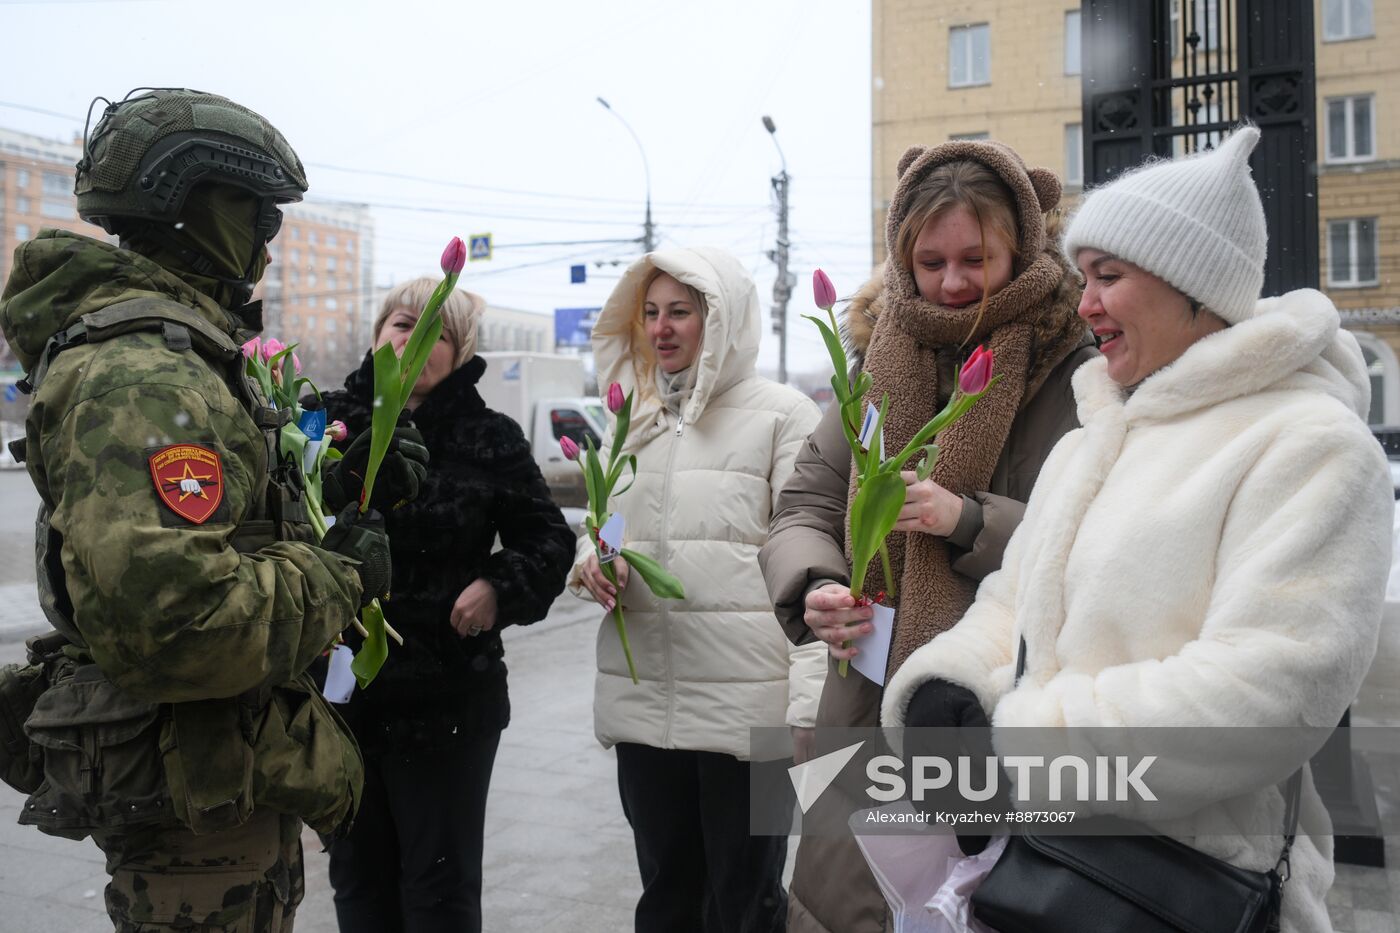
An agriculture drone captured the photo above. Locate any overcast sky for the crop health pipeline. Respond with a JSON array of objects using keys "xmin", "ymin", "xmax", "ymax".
[{"xmin": 0, "ymin": 0, "xmax": 874, "ymax": 376}]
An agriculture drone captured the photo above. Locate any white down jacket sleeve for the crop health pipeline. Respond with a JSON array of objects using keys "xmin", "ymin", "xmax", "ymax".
[{"xmin": 774, "ymin": 396, "xmax": 827, "ymax": 728}]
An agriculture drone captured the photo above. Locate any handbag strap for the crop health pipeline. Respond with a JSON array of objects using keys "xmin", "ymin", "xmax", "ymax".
[{"xmin": 1013, "ymin": 637, "xmax": 1304, "ymax": 859}]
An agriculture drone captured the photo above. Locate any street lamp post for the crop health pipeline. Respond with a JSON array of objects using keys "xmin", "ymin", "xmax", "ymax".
[
  {"xmin": 763, "ymin": 115, "xmax": 792, "ymax": 385},
  {"xmin": 597, "ymin": 97, "xmax": 656, "ymax": 253}
]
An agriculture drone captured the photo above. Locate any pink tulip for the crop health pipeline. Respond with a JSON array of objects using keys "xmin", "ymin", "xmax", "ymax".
[
  {"xmin": 261, "ymin": 338, "xmax": 287, "ymax": 362},
  {"xmin": 441, "ymin": 236, "xmax": 467, "ymax": 275},
  {"xmin": 326, "ymin": 420, "xmax": 348, "ymax": 442},
  {"xmin": 606, "ymin": 383, "xmax": 625, "ymax": 414},
  {"xmin": 241, "ymin": 337, "xmax": 262, "ymax": 359},
  {"xmin": 959, "ymin": 345, "xmax": 994, "ymax": 395},
  {"xmin": 812, "ymin": 269, "xmax": 838, "ymax": 311},
  {"xmin": 560, "ymin": 436, "xmax": 580, "ymax": 461}
]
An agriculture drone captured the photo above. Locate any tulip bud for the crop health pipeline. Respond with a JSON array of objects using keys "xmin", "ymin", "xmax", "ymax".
[
  {"xmin": 326, "ymin": 420, "xmax": 348, "ymax": 442},
  {"xmin": 812, "ymin": 269, "xmax": 838, "ymax": 311},
  {"xmin": 606, "ymin": 382, "xmax": 625, "ymax": 414},
  {"xmin": 261, "ymin": 337, "xmax": 286, "ymax": 363},
  {"xmin": 241, "ymin": 337, "xmax": 262, "ymax": 359},
  {"xmin": 560, "ymin": 436, "xmax": 581, "ymax": 461},
  {"xmin": 958, "ymin": 345, "xmax": 994, "ymax": 395},
  {"xmin": 441, "ymin": 236, "xmax": 467, "ymax": 275}
]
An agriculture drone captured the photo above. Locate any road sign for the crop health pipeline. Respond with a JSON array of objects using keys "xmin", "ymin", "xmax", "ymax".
[
  {"xmin": 570, "ymin": 264, "xmax": 586, "ymax": 284},
  {"xmin": 555, "ymin": 308, "xmax": 602, "ymax": 349},
  {"xmin": 3, "ymin": 384, "xmax": 16, "ymax": 403},
  {"xmin": 469, "ymin": 234, "xmax": 492, "ymax": 262}
]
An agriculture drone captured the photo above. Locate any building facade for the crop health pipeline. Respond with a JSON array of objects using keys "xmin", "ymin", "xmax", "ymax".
[
  {"xmin": 872, "ymin": 0, "xmax": 1399, "ymax": 422},
  {"xmin": 258, "ymin": 200, "xmax": 374, "ymax": 389}
]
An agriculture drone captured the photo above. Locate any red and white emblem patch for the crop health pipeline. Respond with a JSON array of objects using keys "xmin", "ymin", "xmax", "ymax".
[{"xmin": 149, "ymin": 444, "xmax": 224, "ymax": 524}]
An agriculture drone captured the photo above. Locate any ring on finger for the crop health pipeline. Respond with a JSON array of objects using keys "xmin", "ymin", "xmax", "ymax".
[{"xmin": 467, "ymin": 625, "xmax": 483, "ymax": 636}]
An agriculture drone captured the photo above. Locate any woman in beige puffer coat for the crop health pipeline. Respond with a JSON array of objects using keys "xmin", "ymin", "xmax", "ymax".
[{"xmin": 570, "ymin": 246, "xmax": 824, "ymax": 932}]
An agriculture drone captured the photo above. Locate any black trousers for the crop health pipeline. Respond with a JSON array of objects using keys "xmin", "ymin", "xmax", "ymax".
[
  {"xmin": 615, "ymin": 742, "xmax": 787, "ymax": 933},
  {"xmin": 328, "ymin": 729, "xmax": 501, "ymax": 933}
]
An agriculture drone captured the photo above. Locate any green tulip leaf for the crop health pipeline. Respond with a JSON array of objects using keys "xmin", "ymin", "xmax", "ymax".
[
  {"xmin": 619, "ymin": 547, "xmax": 686, "ymax": 600},
  {"xmin": 915, "ymin": 443, "xmax": 941, "ymax": 482},
  {"xmin": 849, "ymin": 471, "xmax": 906, "ymax": 595},
  {"xmin": 351, "ymin": 600, "xmax": 390, "ymax": 687}
]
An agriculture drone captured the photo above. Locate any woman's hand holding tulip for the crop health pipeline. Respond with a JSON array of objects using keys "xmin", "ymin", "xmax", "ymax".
[
  {"xmin": 803, "ymin": 582, "xmax": 874, "ymax": 661},
  {"xmin": 580, "ymin": 552, "xmax": 630, "ymax": 611},
  {"xmin": 893, "ymin": 471, "xmax": 964, "ymax": 536}
]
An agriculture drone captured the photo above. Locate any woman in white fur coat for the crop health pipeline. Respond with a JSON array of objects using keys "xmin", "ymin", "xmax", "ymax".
[{"xmin": 881, "ymin": 126, "xmax": 1393, "ymax": 933}]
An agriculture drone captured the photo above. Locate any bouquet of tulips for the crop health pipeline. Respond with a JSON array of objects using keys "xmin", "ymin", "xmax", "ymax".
[
  {"xmin": 807, "ymin": 269, "xmax": 998, "ymax": 677},
  {"xmin": 240, "ymin": 337, "xmax": 347, "ymax": 543},
  {"xmin": 564, "ymin": 382, "xmax": 685, "ymax": 684}
]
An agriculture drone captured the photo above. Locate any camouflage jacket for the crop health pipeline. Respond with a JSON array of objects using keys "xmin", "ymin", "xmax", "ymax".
[{"xmin": 1, "ymin": 229, "xmax": 362, "ymax": 697}]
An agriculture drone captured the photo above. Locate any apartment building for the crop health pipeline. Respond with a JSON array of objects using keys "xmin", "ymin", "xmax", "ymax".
[{"xmin": 872, "ymin": 0, "xmax": 1399, "ymax": 422}]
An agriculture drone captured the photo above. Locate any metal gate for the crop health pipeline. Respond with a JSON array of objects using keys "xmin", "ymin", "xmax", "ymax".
[{"xmin": 1080, "ymin": 0, "xmax": 1318, "ymax": 296}]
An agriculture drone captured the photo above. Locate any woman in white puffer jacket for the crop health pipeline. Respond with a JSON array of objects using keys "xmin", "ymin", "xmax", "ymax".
[
  {"xmin": 570, "ymin": 246, "xmax": 824, "ymax": 932},
  {"xmin": 883, "ymin": 126, "xmax": 1393, "ymax": 933}
]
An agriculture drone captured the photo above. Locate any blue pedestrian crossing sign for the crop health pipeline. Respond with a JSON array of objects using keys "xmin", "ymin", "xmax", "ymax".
[
  {"xmin": 3, "ymin": 383, "xmax": 16, "ymax": 403},
  {"xmin": 469, "ymin": 234, "xmax": 492, "ymax": 262}
]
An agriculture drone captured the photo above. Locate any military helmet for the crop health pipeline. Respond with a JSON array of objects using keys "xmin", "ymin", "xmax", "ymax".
[{"xmin": 75, "ymin": 88, "xmax": 308, "ymax": 234}]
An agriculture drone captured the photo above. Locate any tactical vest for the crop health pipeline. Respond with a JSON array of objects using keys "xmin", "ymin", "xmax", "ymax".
[{"xmin": 6, "ymin": 296, "xmax": 362, "ymax": 841}]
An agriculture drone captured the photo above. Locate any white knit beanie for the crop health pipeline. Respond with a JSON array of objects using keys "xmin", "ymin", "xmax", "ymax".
[{"xmin": 1062, "ymin": 125, "xmax": 1266, "ymax": 325}]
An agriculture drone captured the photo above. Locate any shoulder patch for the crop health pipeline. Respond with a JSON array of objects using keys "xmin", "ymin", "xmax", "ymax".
[{"xmin": 149, "ymin": 444, "xmax": 225, "ymax": 524}]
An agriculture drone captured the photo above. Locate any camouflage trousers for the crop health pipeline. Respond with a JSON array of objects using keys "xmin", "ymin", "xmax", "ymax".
[{"xmin": 91, "ymin": 810, "xmax": 304, "ymax": 932}]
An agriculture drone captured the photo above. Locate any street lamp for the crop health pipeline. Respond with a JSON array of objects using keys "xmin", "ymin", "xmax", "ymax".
[
  {"xmin": 597, "ymin": 96, "xmax": 656, "ymax": 253},
  {"xmin": 763, "ymin": 115, "xmax": 793, "ymax": 385}
]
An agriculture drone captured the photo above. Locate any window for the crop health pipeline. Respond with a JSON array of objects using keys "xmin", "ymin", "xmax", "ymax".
[
  {"xmin": 290, "ymin": 227, "xmax": 300, "ymax": 240},
  {"xmin": 326, "ymin": 255, "xmax": 337, "ymax": 272},
  {"xmin": 326, "ymin": 297, "xmax": 338, "ymax": 311},
  {"xmin": 327, "ymin": 234, "xmax": 337, "ymax": 248},
  {"xmin": 15, "ymin": 223, "xmax": 30, "ymax": 241},
  {"xmin": 290, "ymin": 248, "xmax": 301, "ymax": 264},
  {"xmin": 16, "ymin": 169, "xmax": 29, "ymax": 187},
  {"xmin": 308, "ymin": 295, "xmax": 318, "ymax": 308},
  {"xmin": 308, "ymin": 230, "xmax": 318, "ymax": 245},
  {"xmin": 1323, "ymin": 0, "xmax": 1373, "ymax": 41},
  {"xmin": 1064, "ymin": 10, "xmax": 1081, "ymax": 75},
  {"xmin": 1065, "ymin": 124, "xmax": 1083, "ymax": 186},
  {"xmin": 950, "ymin": 131, "xmax": 990, "ymax": 141},
  {"xmin": 41, "ymin": 199, "xmax": 71, "ymax": 219},
  {"xmin": 1328, "ymin": 218, "xmax": 1378, "ymax": 287},
  {"xmin": 42, "ymin": 172, "xmax": 67, "ymax": 195},
  {"xmin": 326, "ymin": 318, "xmax": 337, "ymax": 332},
  {"xmin": 16, "ymin": 196, "xmax": 30, "ymax": 213},
  {"xmin": 949, "ymin": 24, "xmax": 990, "ymax": 88},
  {"xmin": 1326, "ymin": 95, "xmax": 1375, "ymax": 163},
  {"xmin": 551, "ymin": 408, "xmax": 600, "ymax": 449}
]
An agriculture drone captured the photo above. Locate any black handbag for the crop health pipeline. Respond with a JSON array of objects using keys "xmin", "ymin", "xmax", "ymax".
[{"xmin": 970, "ymin": 640, "xmax": 1301, "ymax": 933}]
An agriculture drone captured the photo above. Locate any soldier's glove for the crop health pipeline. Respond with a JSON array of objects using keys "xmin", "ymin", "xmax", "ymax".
[
  {"xmin": 323, "ymin": 420, "xmax": 429, "ymax": 513},
  {"xmin": 322, "ymin": 504, "xmax": 392, "ymax": 607}
]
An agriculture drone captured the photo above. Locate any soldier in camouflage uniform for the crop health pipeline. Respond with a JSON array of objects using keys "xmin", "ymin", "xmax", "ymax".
[{"xmin": 0, "ymin": 88, "xmax": 425, "ymax": 931}]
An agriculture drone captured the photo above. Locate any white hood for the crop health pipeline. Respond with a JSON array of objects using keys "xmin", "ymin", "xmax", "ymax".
[{"xmin": 592, "ymin": 247, "xmax": 761, "ymax": 447}]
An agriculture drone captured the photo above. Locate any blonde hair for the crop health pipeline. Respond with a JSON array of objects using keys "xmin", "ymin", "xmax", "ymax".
[
  {"xmin": 373, "ymin": 277, "xmax": 485, "ymax": 368},
  {"xmin": 632, "ymin": 267, "xmax": 708, "ymax": 374},
  {"xmin": 893, "ymin": 161, "xmax": 1022, "ymax": 342}
]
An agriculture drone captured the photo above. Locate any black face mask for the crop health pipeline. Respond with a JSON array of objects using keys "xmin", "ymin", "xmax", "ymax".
[{"xmin": 128, "ymin": 184, "xmax": 274, "ymax": 308}]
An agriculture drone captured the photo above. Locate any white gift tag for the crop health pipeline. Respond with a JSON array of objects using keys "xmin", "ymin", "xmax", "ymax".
[
  {"xmin": 851, "ymin": 603, "xmax": 895, "ymax": 686},
  {"xmin": 302, "ymin": 438, "xmax": 323, "ymax": 477},
  {"xmin": 858, "ymin": 405, "xmax": 886, "ymax": 462},
  {"xmin": 323, "ymin": 644, "xmax": 356, "ymax": 704},
  {"xmin": 598, "ymin": 513, "xmax": 625, "ymax": 564}
]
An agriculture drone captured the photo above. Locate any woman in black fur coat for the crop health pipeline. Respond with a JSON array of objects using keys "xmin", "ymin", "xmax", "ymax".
[{"xmin": 320, "ymin": 277, "xmax": 576, "ymax": 933}]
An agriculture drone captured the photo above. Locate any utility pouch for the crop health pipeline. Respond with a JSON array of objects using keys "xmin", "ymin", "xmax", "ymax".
[
  {"xmin": 0, "ymin": 661, "xmax": 47, "ymax": 793},
  {"xmin": 159, "ymin": 698, "xmax": 255, "ymax": 835},
  {"xmin": 20, "ymin": 665, "xmax": 171, "ymax": 840},
  {"xmin": 251, "ymin": 674, "xmax": 363, "ymax": 837}
]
